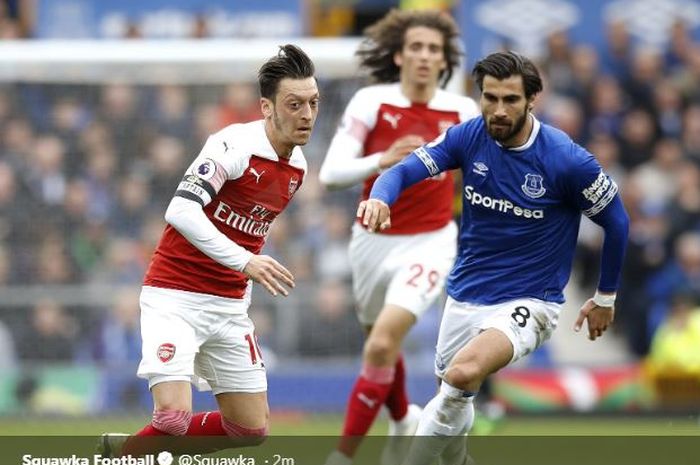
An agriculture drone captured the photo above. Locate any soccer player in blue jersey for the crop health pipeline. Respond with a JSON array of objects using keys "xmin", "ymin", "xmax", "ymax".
[{"xmin": 357, "ymin": 51, "xmax": 630, "ymax": 465}]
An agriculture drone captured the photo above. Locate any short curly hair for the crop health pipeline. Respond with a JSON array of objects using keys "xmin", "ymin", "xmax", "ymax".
[{"xmin": 356, "ymin": 9, "xmax": 462, "ymax": 88}]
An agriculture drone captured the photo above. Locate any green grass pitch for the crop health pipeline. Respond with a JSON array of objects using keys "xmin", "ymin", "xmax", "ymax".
[{"xmin": 0, "ymin": 413, "xmax": 698, "ymax": 436}]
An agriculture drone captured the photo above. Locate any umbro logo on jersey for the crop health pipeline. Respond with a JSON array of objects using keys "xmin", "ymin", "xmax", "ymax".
[
  {"xmin": 382, "ymin": 112, "xmax": 402, "ymax": 129},
  {"xmin": 472, "ymin": 162, "xmax": 489, "ymax": 176},
  {"xmin": 249, "ymin": 167, "xmax": 265, "ymax": 183}
]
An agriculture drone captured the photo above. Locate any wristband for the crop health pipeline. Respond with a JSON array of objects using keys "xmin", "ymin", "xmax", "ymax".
[{"xmin": 593, "ymin": 291, "xmax": 616, "ymax": 308}]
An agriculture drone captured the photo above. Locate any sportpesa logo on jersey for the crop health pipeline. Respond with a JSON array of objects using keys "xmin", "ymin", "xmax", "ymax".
[{"xmin": 464, "ymin": 185, "xmax": 544, "ymax": 219}]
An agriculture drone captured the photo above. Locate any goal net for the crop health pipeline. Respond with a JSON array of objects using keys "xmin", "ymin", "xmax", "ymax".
[{"xmin": 0, "ymin": 38, "xmax": 463, "ymax": 420}]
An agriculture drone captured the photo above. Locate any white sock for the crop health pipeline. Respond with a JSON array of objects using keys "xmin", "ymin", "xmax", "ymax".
[
  {"xmin": 438, "ymin": 425, "xmax": 469, "ymax": 465},
  {"xmin": 325, "ymin": 450, "xmax": 352, "ymax": 465},
  {"xmin": 402, "ymin": 383, "xmax": 475, "ymax": 465}
]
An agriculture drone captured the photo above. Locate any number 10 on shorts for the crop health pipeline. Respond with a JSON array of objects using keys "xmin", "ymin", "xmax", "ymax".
[{"xmin": 244, "ymin": 333, "xmax": 263, "ymax": 365}]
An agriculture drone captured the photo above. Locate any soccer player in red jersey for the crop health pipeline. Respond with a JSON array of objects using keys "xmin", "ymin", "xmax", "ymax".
[
  {"xmin": 319, "ymin": 10, "xmax": 478, "ymax": 465},
  {"xmin": 99, "ymin": 44, "xmax": 319, "ymax": 457}
]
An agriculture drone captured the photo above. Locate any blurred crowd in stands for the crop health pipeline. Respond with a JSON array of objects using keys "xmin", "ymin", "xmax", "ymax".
[
  {"xmin": 0, "ymin": 0, "xmax": 443, "ymax": 40},
  {"xmin": 0, "ymin": 0, "xmax": 30, "ymax": 39},
  {"xmin": 0, "ymin": 9, "xmax": 699, "ymax": 384},
  {"xmin": 0, "ymin": 76, "xmax": 366, "ymax": 370},
  {"xmin": 534, "ymin": 21, "xmax": 700, "ymax": 364}
]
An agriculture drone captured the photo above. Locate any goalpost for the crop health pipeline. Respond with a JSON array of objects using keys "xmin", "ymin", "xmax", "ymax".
[
  {"xmin": 0, "ymin": 38, "xmax": 465, "ymax": 87},
  {"xmin": 0, "ymin": 38, "xmax": 366, "ymax": 84}
]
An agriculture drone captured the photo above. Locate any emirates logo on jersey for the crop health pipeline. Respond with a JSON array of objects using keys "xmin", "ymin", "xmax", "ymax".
[
  {"xmin": 213, "ymin": 201, "xmax": 272, "ymax": 237},
  {"xmin": 288, "ymin": 176, "xmax": 299, "ymax": 196},
  {"xmin": 157, "ymin": 343, "xmax": 176, "ymax": 363}
]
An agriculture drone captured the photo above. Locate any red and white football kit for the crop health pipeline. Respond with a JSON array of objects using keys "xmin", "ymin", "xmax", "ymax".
[
  {"xmin": 137, "ymin": 120, "xmax": 306, "ymax": 394},
  {"xmin": 320, "ymin": 83, "xmax": 478, "ymax": 324}
]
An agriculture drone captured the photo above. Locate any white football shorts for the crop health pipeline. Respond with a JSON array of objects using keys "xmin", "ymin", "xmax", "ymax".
[
  {"xmin": 348, "ymin": 221, "xmax": 457, "ymax": 325},
  {"xmin": 137, "ymin": 286, "xmax": 266, "ymax": 394},
  {"xmin": 434, "ymin": 296, "xmax": 562, "ymax": 378}
]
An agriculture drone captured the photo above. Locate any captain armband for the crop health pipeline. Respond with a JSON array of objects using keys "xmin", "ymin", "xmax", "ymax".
[{"xmin": 175, "ymin": 174, "xmax": 217, "ymax": 206}]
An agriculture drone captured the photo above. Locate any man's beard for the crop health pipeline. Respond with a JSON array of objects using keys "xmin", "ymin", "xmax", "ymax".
[{"xmin": 486, "ymin": 110, "xmax": 528, "ymax": 144}]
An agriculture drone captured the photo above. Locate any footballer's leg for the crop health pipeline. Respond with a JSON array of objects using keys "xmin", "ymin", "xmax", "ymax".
[
  {"xmin": 368, "ymin": 308, "xmax": 422, "ymax": 465},
  {"xmin": 378, "ymin": 252, "xmax": 453, "ymax": 464},
  {"xmin": 150, "ymin": 380, "xmax": 195, "ymax": 435},
  {"xmin": 404, "ymin": 298, "xmax": 560, "ymax": 465},
  {"xmin": 127, "ymin": 313, "xmax": 269, "ymax": 456},
  {"xmin": 186, "ymin": 312, "xmax": 269, "ymax": 447},
  {"xmin": 402, "ymin": 329, "xmax": 512, "ymax": 465},
  {"xmin": 469, "ymin": 376, "xmax": 506, "ymax": 436},
  {"xmin": 105, "ymin": 380, "xmax": 194, "ymax": 457},
  {"xmin": 326, "ymin": 228, "xmax": 393, "ymax": 465},
  {"xmin": 332, "ymin": 304, "xmax": 416, "ymax": 463},
  {"xmin": 101, "ymin": 287, "xmax": 201, "ymax": 458},
  {"xmin": 216, "ymin": 391, "xmax": 269, "ymax": 445},
  {"xmin": 384, "ymin": 353, "xmax": 411, "ymax": 426},
  {"xmin": 330, "ymin": 228, "xmax": 453, "ymax": 465},
  {"xmin": 381, "ymin": 224, "xmax": 455, "ymax": 430}
]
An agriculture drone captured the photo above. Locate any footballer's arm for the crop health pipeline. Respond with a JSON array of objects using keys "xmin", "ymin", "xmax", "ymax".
[
  {"xmin": 165, "ymin": 158, "xmax": 293, "ymax": 297},
  {"xmin": 319, "ymin": 116, "xmax": 382, "ymax": 190},
  {"xmin": 574, "ymin": 194, "xmax": 630, "ymax": 340},
  {"xmin": 320, "ymin": 124, "xmax": 424, "ymax": 190},
  {"xmin": 359, "ymin": 150, "xmax": 436, "ymax": 231}
]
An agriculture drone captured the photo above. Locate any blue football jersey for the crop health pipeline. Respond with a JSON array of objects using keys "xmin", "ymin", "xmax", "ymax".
[{"xmin": 414, "ymin": 116, "xmax": 619, "ymax": 305}]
